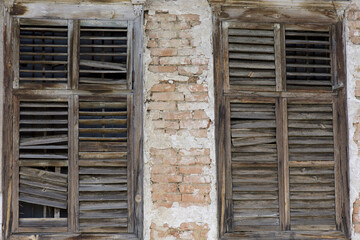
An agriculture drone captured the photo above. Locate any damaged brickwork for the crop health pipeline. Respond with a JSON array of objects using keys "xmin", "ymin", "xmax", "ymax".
[{"xmin": 143, "ymin": 0, "xmax": 217, "ymax": 239}]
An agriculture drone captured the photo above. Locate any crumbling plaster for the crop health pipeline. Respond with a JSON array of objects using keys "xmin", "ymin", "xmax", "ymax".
[
  {"xmin": 142, "ymin": 0, "xmax": 217, "ymax": 239},
  {"xmin": 347, "ymin": 1, "xmax": 360, "ymax": 239}
]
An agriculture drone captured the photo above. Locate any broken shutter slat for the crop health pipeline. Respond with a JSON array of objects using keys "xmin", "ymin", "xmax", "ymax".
[
  {"xmin": 285, "ymin": 26, "xmax": 332, "ymax": 91},
  {"xmin": 230, "ymin": 100, "xmax": 280, "ymax": 231},
  {"xmin": 78, "ymin": 97, "xmax": 128, "ymax": 233},
  {"xmin": 79, "ymin": 21, "xmax": 128, "ymax": 90},
  {"xmin": 18, "ymin": 19, "xmax": 68, "ymax": 89},
  {"xmin": 18, "ymin": 99, "xmax": 69, "ymax": 231}
]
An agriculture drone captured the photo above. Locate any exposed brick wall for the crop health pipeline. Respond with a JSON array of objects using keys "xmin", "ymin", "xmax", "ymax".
[
  {"xmin": 145, "ymin": 10, "xmax": 212, "ymax": 208},
  {"xmin": 151, "ymin": 223, "xmax": 210, "ymax": 240},
  {"xmin": 143, "ymin": 2, "xmax": 216, "ymax": 238}
]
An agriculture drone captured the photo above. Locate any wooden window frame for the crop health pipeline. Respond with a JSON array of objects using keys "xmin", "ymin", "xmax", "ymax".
[
  {"xmin": 2, "ymin": 3, "xmax": 144, "ymax": 240},
  {"xmin": 213, "ymin": 6, "xmax": 350, "ymax": 240}
]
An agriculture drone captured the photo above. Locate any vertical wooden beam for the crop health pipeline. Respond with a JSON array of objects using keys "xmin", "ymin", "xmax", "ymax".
[
  {"xmin": 12, "ymin": 18, "xmax": 19, "ymax": 89},
  {"xmin": 69, "ymin": 20, "xmax": 79, "ymax": 90},
  {"xmin": 132, "ymin": 12, "xmax": 144, "ymax": 237},
  {"xmin": 334, "ymin": 21, "xmax": 350, "ymax": 238},
  {"xmin": 127, "ymin": 21, "xmax": 133, "ymax": 91},
  {"xmin": 276, "ymin": 97, "xmax": 290, "ymax": 231},
  {"xmin": 333, "ymin": 96, "xmax": 341, "ymax": 229},
  {"xmin": 2, "ymin": 9, "xmax": 15, "ymax": 239},
  {"xmin": 11, "ymin": 97, "xmax": 19, "ymax": 233},
  {"xmin": 68, "ymin": 95, "xmax": 79, "ymax": 232},
  {"xmin": 127, "ymin": 94, "xmax": 134, "ymax": 233},
  {"xmin": 212, "ymin": 4, "xmax": 228, "ymax": 237},
  {"xmin": 274, "ymin": 24, "xmax": 285, "ymax": 92}
]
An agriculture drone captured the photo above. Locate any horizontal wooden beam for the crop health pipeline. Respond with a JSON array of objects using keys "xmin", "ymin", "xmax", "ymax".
[
  {"xmin": 10, "ymin": 2, "xmax": 139, "ymax": 20},
  {"xmin": 212, "ymin": 0, "xmax": 349, "ymax": 23}
]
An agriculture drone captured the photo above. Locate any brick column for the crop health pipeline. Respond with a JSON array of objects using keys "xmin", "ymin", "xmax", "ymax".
[{"xmin": 142, "ymin": 0, "xmax": 217, "ymax": 239}]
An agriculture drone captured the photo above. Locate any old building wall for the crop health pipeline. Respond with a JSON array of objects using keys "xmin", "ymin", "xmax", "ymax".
[
  {"xmin": 2, "ymin": 0, "xmax": 360, "ymax": 239},
  {"xmin": 347, "ymin": 2, "xmax": 360, "ymax": 239},
  {"xmin": 142, "ymin": 0, "xmax": 217, "ymax": 239}
]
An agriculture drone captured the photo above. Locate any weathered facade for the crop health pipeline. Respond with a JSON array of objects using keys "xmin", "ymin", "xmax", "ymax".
[{"xmin": 3, "ymin": 0, "xmax": 360, "ymax": 239}]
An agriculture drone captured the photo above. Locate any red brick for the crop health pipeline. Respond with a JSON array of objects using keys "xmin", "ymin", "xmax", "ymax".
[
  {"xmin": 151, "ymin": 84, "xmax": 175, "ymax": 92},
  {"xmin": 185, "ymin": 93, "xmax": 208, "ymax": 102},
  {"xmin": 177, "ymin": 156, "xmax": 196, "ymax": 165},
  {"xmin": 148, "ymin": 102, "xmax": 176, "ymax": 110},
  {"xmin": 180, "ymin": 120, "xmax": 209, "ymax": 129},
  {"xmin": 190, "ymin": 129, "xmax": 208, "ymax": 138},
  {"xmin": 152, "ymin": 92, "xmax": 184, "ymax": 101},
  {"xmin": 152, "ymin": 174, "xmax": 183, "ymax": 183},
  {"xmin": 152, "ymin": 193, "xmax": 181, "ymax": 202},
  {"xmin": 151, "ymin": 166, "xmax": 177, "ymax": 174},
  {"xmin": 152, "ymin": 183, "xmax": 178, "ymax": 193},
  {"xmin": 147, "ymin": 13, "xmax": 177, "ymax": 22},
  {"xmin": 161, "ymin": 21, "xmax": 191, "ymax": 30},
  {"xmin": 183, "ymin": 175, "xmax": 211, "ymax": 184},
  {"xmin": 148, "ymin": 30, "xmax": 177, "ymax": 39},
  {"xmin": 187, "ymin": 84, "xmax": 208, "ymax": 92},
  {"xmin": 162, "ymin": 111, "xmax": 192, "ymax": 120},
  {"xmin": 179, "ymin": 148, "xmax": 210, "ymax": 156},
  {"xmin": 177, "ymin": 14, "xmax": 200, "ymax": 22},
  {"xmin": 147, "ymin": 39, "xmax": 158, "ymax": 48},
  {"xmin": 179, "ymin": 166, "xmax": 206, "ymax": 175},
  {"xmin": 159, "ymin": 39, "xmax": 191, "ymax": 48},
  {"xmin": 151, "ymin": 48, "xmax": 178, "ymax": 57},
  {"xmin": 179, "ymin": 184, "xmax": 211, "ymax": 194},
  {"xmin": 182, "ymin": 194, "xmax": 210, "ymax": 204},
  {"xmin": 153, "ymin": 120, "xmax": 179, "ymax": 130},
  {"xmin": 193, "ymin": 110, "xmax": 208, "ymax": 119},
  {"xmin": 159, "ymin": 57, "xmax": 191, "ymax": 65},
  {"xmin": 149, "ymin": 66, "xmax": 177, "ymax": 73},
  {"xmin": 178, "ymin": 66, "xmax": 203, "ymax": 76},
  {"xmin": 196, "ymin": 156, "xmax": 211, "ymax": 164}
]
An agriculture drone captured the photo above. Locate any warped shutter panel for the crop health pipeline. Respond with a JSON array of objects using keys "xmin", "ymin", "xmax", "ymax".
[
  {"xmin": 79, "ymin": 21, "xmax": 128, "ymax": 90},
  {"xmin": 228, "ymin": 24, "xmax": 276, "ymax": 90},
  {"xmin": 78, "ymin": 98, "xmax": 128, "ymax": 232},
  {"xmin": 285, "ymin": 26, "xmax": 332, "ymax": 91},
  {"xmin": 19, "ymin": 20, "xmax": 68, "ymax": 88},
  {"xmin": 288, "ymin": 101, "xmax": 336, "ymax": 231},
  {"xmin": 230, "ymin": 100, "xmax": 279, "ymax": 231},
  {"xmin": 18, "ymin": 100, "xmax": 68, "ymax": 230}
]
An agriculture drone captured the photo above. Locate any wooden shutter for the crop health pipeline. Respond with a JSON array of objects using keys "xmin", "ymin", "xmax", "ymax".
[
  {"xmin": 230, "ymin": 99, "xmax": 279, "ymax": 231},
  {"xmin": 79, "ymin": 21, "xmax": 129, "ymax": 90},
  {"xmin": 18, "ymin": 19, "xmax": 69, "ymax": 89},
  {"xmin": 78, "ymin": 97, "xmax": 130, "ymax": 233},
  {"xmin": 288, "ymin": 100, "xmax": 336, "ymax": 231},
  {"xmin": 16, "ymin": 99, "xmax": 69, "ymax": 232},
  {"xmin": 227, "ymin": 23, "xmax": 276, "ymax": 91},
  {"xmin": 218, "ymin": 21, "xmax": 348, "ymax": 239},
  {"xmin": 285, "ymin": 25, "xmax": 332, "ymax": 91}
]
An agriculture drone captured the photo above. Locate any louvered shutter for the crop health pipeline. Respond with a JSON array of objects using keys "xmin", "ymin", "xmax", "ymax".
[
  {"xmin": 230, "ymin": 100, "xmax": 279, "ymax": 231},
  {"xmin": 288, "ymin": 101, "xmax": 336, "ymax": 231},
  {"xmin": 285, "ymin": 25, "xmax": 332, "ymax": 91},
  {"xmin": 79, "ymin": 21, "xmax": 129, "ymax": 90},
  {"xmin": 12, "ymin": 17, "xmax": 141, "ymax": 236},
  {"xmin": 227, "ymin": 23, "xmax": 276, "ymax": 91},
  {"xmin": 221, "ymin": 22, "xmax": 346, "ymax": 238},
  {"xmin": 18, "ymin": 19, "xmax": 68, "ymax": 89},
  {"xmin": 17, "ymin": 99, "xmax": 69, "ymax": 232},
  {"xmin": 78, "ymin": 97, "xmax": 129, "ymax": 233}
]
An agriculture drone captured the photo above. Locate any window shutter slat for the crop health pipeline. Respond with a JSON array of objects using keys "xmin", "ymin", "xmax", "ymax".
[
  {"xmin": 228, "ymin": 25, "xmax": 276, "ymax": 90},
  {"xmin": 230, "ymin": 101, "xmax": 280, "ymax": 231},
  {"xmin": 78, "ymin": 98, "xmax": 128, "ymax": 233},
  {"xmin": 288, "ymin": 102, "xmax": 336, "ymax": 231},
  {"xmin": 285, "ymin": 26, "xmax": 332, "ymax": 91},
  {"xmin": 19, "ymin": 21, "xmax": 68, "ymax": 88},
  {"xmin": 18, "ymin": 100, "xmax": 69, "ymax": 230},
  {"xmin": 79, "ymin": 22, "xmax": 128, "ymax": 89}
]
